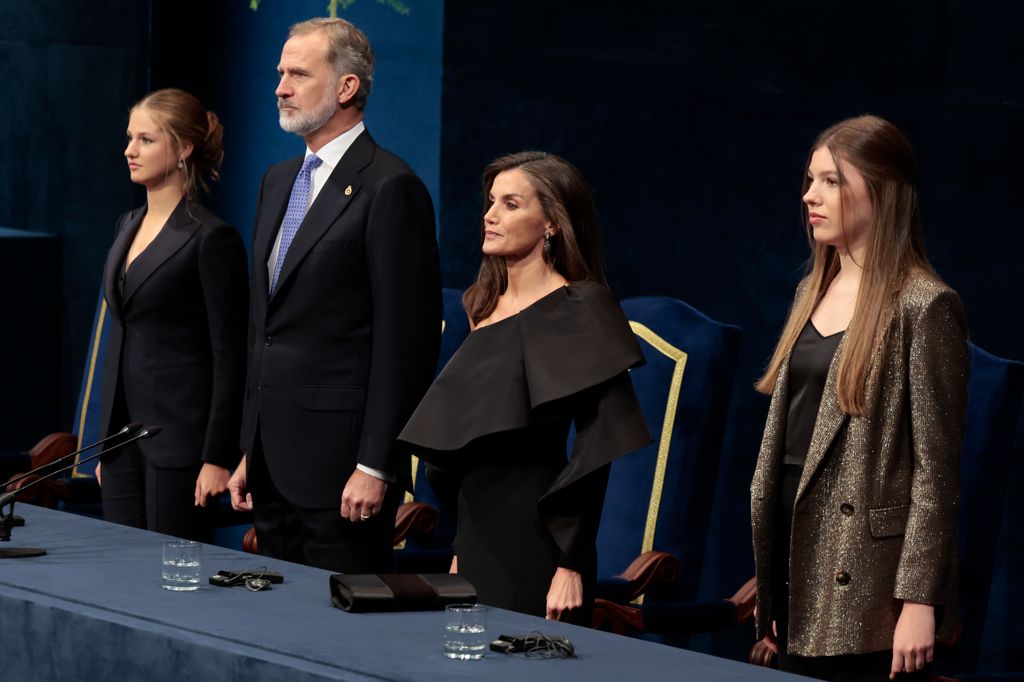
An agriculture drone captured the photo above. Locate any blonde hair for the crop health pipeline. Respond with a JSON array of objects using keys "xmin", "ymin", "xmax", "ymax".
[
  {"xmin": 131, "ymin": 88, "xmax": 223, "ymax": 200},
  {"xmin": 755, "ymin": 115, "xmax": 937, "ymax": 416}
]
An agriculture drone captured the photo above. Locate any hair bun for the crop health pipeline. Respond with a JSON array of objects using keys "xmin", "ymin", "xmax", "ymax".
[{"xmin": 202, "ymin": 110, "xmax": 225, "ymax": 181}]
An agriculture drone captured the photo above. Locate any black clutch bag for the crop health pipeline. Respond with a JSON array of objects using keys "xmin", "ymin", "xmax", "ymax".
[{"xmin": 329, "ymin": 573, "xmax": 477, "ymax": 613}]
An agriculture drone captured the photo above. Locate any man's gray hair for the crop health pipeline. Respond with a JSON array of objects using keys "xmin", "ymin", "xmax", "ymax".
[{"xmin": 289, "ymin": 17, "xmax": 374, "ymax": 110}]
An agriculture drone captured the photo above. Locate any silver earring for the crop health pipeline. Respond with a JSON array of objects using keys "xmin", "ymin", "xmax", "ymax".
[
  {"xmin": 177, "ymin": 159, "xmax": 184, "ymax": 170},
  {"xmin": 543, "ymin": 232, "xmax": 553, "ymax": 255}
]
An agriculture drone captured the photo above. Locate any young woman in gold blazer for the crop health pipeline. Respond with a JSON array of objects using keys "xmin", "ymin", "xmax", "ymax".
[{"xmin": 750, "ymin": 115, "xmax": 969, "ymax": 681}]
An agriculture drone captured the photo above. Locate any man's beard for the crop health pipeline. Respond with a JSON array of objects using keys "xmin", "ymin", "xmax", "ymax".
[{"xmin": 278, "ymin": 87, "xmax": 338, "ymax": 136}]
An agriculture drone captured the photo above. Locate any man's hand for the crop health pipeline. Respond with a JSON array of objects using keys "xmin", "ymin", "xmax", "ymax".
[
  {"xmin": 546, "ymin": 567, "xmax": 583, "ymax": 621},
  {"xmin": 194, "ymin": 462, "xmax": 231, "ymax": 507},
  {"xmin": 95, "ymin": 461, "xmax": 102, "ymax": 487},
  {"xmin": 341, "ymin": 468, "xmax": 387, "ymax": 523},
  {"xmin": 891, "ymin": 601, "xmax": 935, "ymax": 679},
  {"xmin": 228, "ymin": 456, "xmax": 252, "ymax": 511}
]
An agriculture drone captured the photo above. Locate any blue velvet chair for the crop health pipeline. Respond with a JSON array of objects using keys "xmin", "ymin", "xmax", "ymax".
[
  {"xmin": 592, "ymin": 296, "xmax": 746, "ymax": 640},
  {"xmin": 935, "ymin": 344, "xmax": 1024, "ymax": 676},
  {"xmin": 976, "ymin": 404, "xmax": 1024, "ymax": 677},
  {"xmin": 394, "ymin": 288, "xmax": 467, "ymax": 572}
]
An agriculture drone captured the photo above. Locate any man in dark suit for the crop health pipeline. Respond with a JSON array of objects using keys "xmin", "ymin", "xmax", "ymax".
[{"xmin": 228, "ymin": 17, "xmax": 441, "ymax": 573}]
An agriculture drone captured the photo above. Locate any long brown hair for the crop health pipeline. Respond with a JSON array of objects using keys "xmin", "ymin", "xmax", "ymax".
[
  {"xmin": 463, "ymin": 151, "xmax": 606, "ymax": 324},
  {"xmin": 755, "ymin": 115, "xmax": 937, "ymax": 415},
  {"xmin": 131, "ymin": 88, "xmax": 224, "ymax": 200}
]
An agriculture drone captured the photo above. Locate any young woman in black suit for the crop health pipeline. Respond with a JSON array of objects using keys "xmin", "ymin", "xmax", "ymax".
[{"xmin": 97, "ymin": 89, "xmax": 248, "ymax": 541}]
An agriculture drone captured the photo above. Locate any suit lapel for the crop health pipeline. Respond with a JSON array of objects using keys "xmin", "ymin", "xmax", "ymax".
[
  {"xmin": 121, "ymin": 198, "xmax": 201, "ymax": 305},
  {"xmin": 269, "ymin": 131, "xmax": 375, "ymax": 302},
  {"xmin": 103, "ymin": 208, "xmax": 144, "ymax": 320},
  {"xmin": 795, "ymin": 332, "xmax": 850, "ymax": 504}
]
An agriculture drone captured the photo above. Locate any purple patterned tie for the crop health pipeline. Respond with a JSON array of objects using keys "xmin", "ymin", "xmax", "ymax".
[{"xmin": 271, "ymin": 153, "xmax": 322, "ymax": 293}]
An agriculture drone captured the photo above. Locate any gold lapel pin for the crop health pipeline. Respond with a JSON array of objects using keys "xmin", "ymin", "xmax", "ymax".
[{"xmin": 344, "ymin": 185, "xmax": 353, "ymax": 196}]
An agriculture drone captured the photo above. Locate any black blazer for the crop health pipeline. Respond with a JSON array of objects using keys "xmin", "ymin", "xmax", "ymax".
[
  {"xmin": 100, "ymin": 199, "xmax": 249, "ymax": 470},
  {"xmin": 241, "ymin": 130, "xmax": 441, "ymax": 508}
]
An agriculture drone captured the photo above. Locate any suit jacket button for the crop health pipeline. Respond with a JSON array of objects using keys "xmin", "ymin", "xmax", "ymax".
[
  {"xmin": 264, "ymin": 336, "xmax": 273, "ymax": 346},
  {"xmin": 840, "ymin": 503, "xmax": 855, "ymax": 516},
  {"xmin": 256, "ymin": 381, "xmax": 263, "ymax": 391},
  {"xmin": 835, "ymin": 571, "xmax": 851, "ymax": 586}
]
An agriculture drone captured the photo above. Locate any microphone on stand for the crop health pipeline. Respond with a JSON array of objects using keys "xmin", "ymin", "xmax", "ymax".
[
  {"xmin": 0, "ymin": 425, "xmax": 162, "ymax": 558},
  {"xmin": 4, "ymin": 422, "xmax": 144, "ymax": 493},
  {"xmin": 2, "ymin": 422, "xmax": 144, "ymax": 528}
]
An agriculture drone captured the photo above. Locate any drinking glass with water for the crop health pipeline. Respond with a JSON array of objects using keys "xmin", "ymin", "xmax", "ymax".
[
  {"xmin": 162, "ymin": 540, "xmax": 201, "ymax": 591},
  {"xmin": 444, "ymin": 603, "xmax": 488, "ymax": 660}
]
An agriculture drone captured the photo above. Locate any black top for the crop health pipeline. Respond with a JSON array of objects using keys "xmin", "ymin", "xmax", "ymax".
[
  {"xmin": 399, "ymin": 281, "xmax": 650, "ymax": 508},
  {"xmin": 783, "ymin": 321, "xmax": 844, "ymax": 467},
  {"xmin": 398, "ymin": 281, "xmax": 651, "ymax": 617}
]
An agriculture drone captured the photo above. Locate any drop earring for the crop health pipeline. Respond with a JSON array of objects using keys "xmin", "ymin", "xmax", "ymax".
[
  {"xmin": 543, "ymin": 231, "xmax": 553, "ymax": 255},
  {"xmin": 177, "ymin": 159, "xmax": 184, "ymax": 170}
]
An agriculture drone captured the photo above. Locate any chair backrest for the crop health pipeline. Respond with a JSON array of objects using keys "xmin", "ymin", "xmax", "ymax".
[
  {"xmin": 944, "ymin": 343, "xmax": 1024, "ymax": 674},
  {"xmin": 976, "ymin": 403, "xmax": 1024, "ymax": 675},
  {"xmin": 596, "ymin": 296, "xmax": 742, "ymax": 603},
  {"xmin": 403, "ymin": 288, "xmax": 467, "ymax": 549},
  {"xmin": 71, "ymin": 289, "xmax": 111, "ymax": 477}
]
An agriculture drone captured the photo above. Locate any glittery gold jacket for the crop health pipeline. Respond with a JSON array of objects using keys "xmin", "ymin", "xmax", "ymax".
[{"xmin": 751, "ymin": 273, "xmax": 969, "ymax": 657}]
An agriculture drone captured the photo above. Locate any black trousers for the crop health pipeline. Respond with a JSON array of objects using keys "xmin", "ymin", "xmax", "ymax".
[
  {"xmin": 248, "ymin": 429, "xmax": 398, "ymax": 573},
  {"xmin": 100, "ymin": 441, "xmax": 212, "ymax": 542}
]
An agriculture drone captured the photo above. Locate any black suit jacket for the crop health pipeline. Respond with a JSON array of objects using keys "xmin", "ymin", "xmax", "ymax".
[
  {"xmin": 100, "ymin": 199, "xmax": 249, "ymax": 469},
  {"xmin": 241, "ymin": 130, "xmax": 441, "ymax": 508}
]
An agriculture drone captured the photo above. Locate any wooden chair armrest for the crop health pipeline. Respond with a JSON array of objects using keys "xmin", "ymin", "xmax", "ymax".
[
  {"xmin": 614, "ymin": 550, "xmax": 681, "ymax": 601},
  {"xmin": 592, "ymin": 598, "xmax": 645, "ymax": 634},
  {"xmin": 242, "ymin": 527, "xmax": 259, "ymax": 555},
  {"xmin": 393, "ymin": 501, "xmax": 439, "ymax": 545},
  {"xmin": 5, "ymin": 474, "xmax": 71, "ymax": 509},
  {"xmin": 727, "ymin": 576, "xmax": 757, "ymax": 623},
  {"xmin": 28, "ymin": 432, "xmax": 77, "ymax": 469}
]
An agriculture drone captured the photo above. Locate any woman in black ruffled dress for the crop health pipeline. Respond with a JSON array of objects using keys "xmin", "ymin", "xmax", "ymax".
[{"xmin": 399, "ymin": 152, "xmax": 650, "ymax": 622}]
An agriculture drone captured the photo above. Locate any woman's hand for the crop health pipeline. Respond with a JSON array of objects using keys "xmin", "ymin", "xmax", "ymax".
[
  {"xmin": 891, "ymin": 601, "xmax": 935, "ymax": 679},
  {"xmin": 546, "ymin": 567, "xmax": 583, "ymax": 621},
  {"xmin": 194, "ymin": 462, "xmax": 230, "ymax": 507},
  {"xmin": 95, "ymin": 461, "xmax": 102, "ymax": 486},
  {"xmin": 449, "ymin": 555, "xmax": 458, "ymax": 574}
]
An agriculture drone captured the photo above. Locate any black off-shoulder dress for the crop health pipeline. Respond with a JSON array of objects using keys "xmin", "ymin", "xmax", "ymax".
[{"xmin": 399, "ymin": 281, "xmax": 651, "ymax": 619}]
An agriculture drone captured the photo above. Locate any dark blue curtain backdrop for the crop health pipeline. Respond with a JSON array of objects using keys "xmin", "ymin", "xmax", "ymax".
[
  {"xmin": 0, "ymin": 1, "xmax": 149, "ymax": 443},
  {"xmin": 439, "ymin": 0, "xmax": 1023, "ymax": 661},
  {"xmin": 2, "ymin": 0, "xmax": 1022, "ymax": 667}
]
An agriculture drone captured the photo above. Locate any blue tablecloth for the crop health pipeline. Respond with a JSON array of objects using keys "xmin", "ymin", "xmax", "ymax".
[{"xmin": 0, "ymin": 505, "xmax": 799, "ymax": 681}]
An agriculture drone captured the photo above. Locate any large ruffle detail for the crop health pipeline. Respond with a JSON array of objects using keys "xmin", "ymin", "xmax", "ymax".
[
  {"xmin": 399, "ymin": 282, "xmax": 641, "ymax": 446},
  {"xmin": 398, "ymin": 281, "xmax": 651, "ymax": 501}
]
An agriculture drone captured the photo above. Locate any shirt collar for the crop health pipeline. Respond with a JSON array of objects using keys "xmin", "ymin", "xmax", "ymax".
[{"xmin": 305, "ymin": 120, "xmax": 366, "ymax": 170}]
